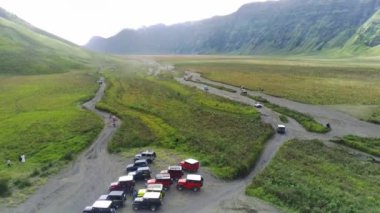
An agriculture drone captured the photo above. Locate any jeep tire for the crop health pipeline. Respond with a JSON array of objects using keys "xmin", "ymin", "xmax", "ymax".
[
  {"xmin": 177, "ymin": 185, "xmax": 183, "ymax": 191},
  {"xmin": 150, "ymin": 205, "xmax": 157, "ymax": 211},
  {"xmin": 192, "ymin": 187, "xmax": 199, "ymax": 192}
]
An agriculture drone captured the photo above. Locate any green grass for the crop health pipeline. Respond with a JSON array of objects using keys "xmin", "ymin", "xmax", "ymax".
[
  {"xmin": 160, "ymin": 56, "xmax": 380, "ymax": 123},
  {"xmin": 246, "ymin": 139, "xmax": 380, "ymax": 213},
  {"xmin": 97, "ymin": 61, "xmax": 273, "ymax": 179},
  {"xmin": 250, "ymin": 96, "xmax": 329, "ymax": 133},
  {"xmin": 331, "ymin": 135, "xmax": 380, "ymax": 157},
  {"xmin": 0, "ymin": 72, "xmax": 102, "ymax": 204}
]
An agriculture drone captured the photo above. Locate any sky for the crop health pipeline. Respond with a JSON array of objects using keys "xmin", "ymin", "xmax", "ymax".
[{"xmin": 0, "ymin": 0, "xmax": 266, "ymax": 45}]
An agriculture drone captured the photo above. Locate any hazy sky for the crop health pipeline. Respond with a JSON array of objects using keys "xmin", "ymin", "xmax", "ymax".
[{"xmin": 0, "ymin": 0, "xmax": 267, "ymax": 45}]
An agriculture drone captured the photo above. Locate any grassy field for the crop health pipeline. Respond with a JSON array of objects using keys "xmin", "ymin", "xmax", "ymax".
[
  {"xmin": 96, "ymin": 61, "xmax": 273, "ymax": 179},
  {"xmin": 246, "ymin": 139, "xmax": 380, "ymax": 213},
  {"xmin": 331, "ymin": 135, "xmax": 380, "ymax": 157},
  {"xmin": 158, "ymin": 56, "xmax": 380, "ymax": 123},
  {"xmin": 0, "ymin": 72, "xmax": 102, "ymax": 203}
]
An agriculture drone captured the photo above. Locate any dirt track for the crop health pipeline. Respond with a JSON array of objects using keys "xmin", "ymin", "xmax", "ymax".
[{"xmin": 4, "ymin": 66, "xmax": 380, "ymax": 213}]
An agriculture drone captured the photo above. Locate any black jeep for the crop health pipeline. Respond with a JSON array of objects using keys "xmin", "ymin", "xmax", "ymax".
[
  {"xmin": 126, "ymin": 159, "xmax": 148, "ymax": 172},
  {"xmin": 98, "ymin": 190, "xmax": 126, "ymax": 209},
  {"xmin": 83, "ymin": 200, "xmax": 116, "ymax": 213},
  {"xmin": 132, "ymin": 192, "xmax": 162, "ymax": 211},
  {"xmin": 134, "ymin": 151, "xmax": 157, "ymax": 163},
  {"xmin": 128, "ymin": 166, "xmax": 151, "ymax": 181}
]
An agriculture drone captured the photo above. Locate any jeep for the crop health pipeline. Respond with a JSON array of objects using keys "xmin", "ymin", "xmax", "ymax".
[
  {"xmin": 138, "ymin": 184, "xmax": 165, "ymax": 198},
  {"xmin": 109, "ymin": 175, "xmax": 135, "ymax": 192},
  {"xmin": 128, "ymin": 166, "xmax": 151, "ymax": 181},
  {"xmin": 146, "ymin": 173, "xmax": 173, "ymax": 190},
  {"xmin": 126, "ymin": 159, "xmax": 148, "ymax": 172},
  {"xmin": 277, "ymin": 124, "xmax": 286, "ymax": 134},
  {"xmin": 134, "ymin": 151, "xmax": 156, "ymax": 163},
  {"xmin": 132, "ymin": 192, "xmax": 162, "ymax": 211},
  {"xmin": 180, "ymin": 158, "xmax": 199, "ymax": 172},
  {"xmin": 82, "ymin": 200, "xmax": 116, "ymax": 213},
  {"xmin": 107, "ymin": 190, "xmax": 127, "ymax": 208},
  {"xmin": 177, "ymin": 174, "xmax": 204, "ymax": 192},
  {"xmin": 160, "ymin": 165, "xmax": 184, "ymax": 180},
  {"xmin": 97, "ymin": 193, "xmax": 124, "ymax": 209}
]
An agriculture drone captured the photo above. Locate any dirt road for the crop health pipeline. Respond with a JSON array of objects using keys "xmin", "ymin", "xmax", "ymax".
[{"xmin": 4, "ymin": 78, "xmax": 125, "ymax": 213}]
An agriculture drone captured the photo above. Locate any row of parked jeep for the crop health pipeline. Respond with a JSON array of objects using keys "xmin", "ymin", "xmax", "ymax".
[{"xmin": 83, "ymin": 150, "xmax": 204, "ymax": 212}]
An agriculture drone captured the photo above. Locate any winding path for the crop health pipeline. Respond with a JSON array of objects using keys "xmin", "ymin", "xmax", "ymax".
[{"xmin": 4, "ymin": 78, "xmax": 124, "ymax": 213}]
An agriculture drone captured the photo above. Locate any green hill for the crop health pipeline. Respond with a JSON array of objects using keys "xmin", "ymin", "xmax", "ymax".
[
  {"xmin": 85, "ymin": 0, "xmax": 380, "ymax": 56},
  {"xmin": 0, "ymin": 7, "xmax": 92, "ymax": 75}
]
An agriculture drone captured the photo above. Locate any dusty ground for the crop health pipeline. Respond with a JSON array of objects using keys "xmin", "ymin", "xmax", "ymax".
[{"xmin": 4, "ymin": 65, "xmax": 380, "ymax": 213}]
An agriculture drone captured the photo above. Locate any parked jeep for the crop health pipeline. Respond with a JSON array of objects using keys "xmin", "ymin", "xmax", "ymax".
[
  {"xmin": 109, "ymin": 175, "xmax": 135, "ymax": 193},
  {"xmin": 82, "ymin": 200, "xmax": 116, "ymax": 213},
  {"xmin": 138, "ymin": 184, "xmax": 165, "ymax": 198},
  {"xmin": 160, "ymin": 165, "xmax": 184, "ymax": 180},
  {"xmin": 146, "ymin": 173, "xmax": 173, "ymax": 190},
  {"xmin": 128, "ymin": 166, "xmax": 151, "ymax": 181},
  {"xmin": 180, "ymin": 158, "xmax": 200, "ymax": 172},
  {"xmin": 126, "ymin": 159, "xmax": 148, "ymax": 172},
  {"xmin": 134, "ymin": 151, "xmax": 156, "ymax": 163},
  {"xmin": 97, "ymin": 190, "xmax": 126, "ymax": 209},
  {"xmin": 133, "ymin": 192, "xmax": 162, "ymax": 211},
  {"xmin": 177, "ymin": 174, "xmax": 204, "ymax": 192}
]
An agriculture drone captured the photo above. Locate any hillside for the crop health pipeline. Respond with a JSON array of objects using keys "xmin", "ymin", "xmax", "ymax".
[
  {"xmin": 0, "ymin": 7, "xmax": 92, "ymax": 74},
  {"xmin": 85, "ymin": 0, "xmax": 380, "ymax": 55}
]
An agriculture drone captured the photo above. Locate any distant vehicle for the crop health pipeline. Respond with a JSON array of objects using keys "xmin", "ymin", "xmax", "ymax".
[
  {"xmin": 126, "ymin": 159, "xmax": 148, "ymax": 172},
  {"xmin": 133, "ymin": 192, "xmax": 162, "ymax": 211},
  {"xmin": 109, "ymin": 175, "xmax": 135, "ymax": 192},
  {"xmin": 254, "ymin": 103, "xmax": 263, "ymax": 108},
  {"xmin": 147, "ymin": 173, "xmax": 173, "ymax": 190},
  {"xmin": 160, "ymin": 165, "xmax": 184, "ymax": 180},
  {"xmin": 241, "ymin": 88, "xmax": 247, "ymax": 95},
  {"xmin": 277, "ymin": 124, "xmax": 286, "ymax": 134},
  {"xmin": 180, "ymin": 158, "xmax": 200, "ymax": 172},
  {"xmin": 177, "ymin": 174, "xmax": 204, "ymax": 192},
  {"xmin": 183, "ymin": 75, "xmax": 192, "ymax": 81},
  {"xmin": 82, "ymin": 200, "xmax": 116, "ymax": 213},
  {"xmin": 128, "ymin": 166, "xmax": 151, "ymax": 181},
  {"xmin": 204, "ymin": 86, "xmax": 209, "ymax": 92},
  {"xmin": 134, "ymin": 151, "xmax": 156, "ymax": 163}
]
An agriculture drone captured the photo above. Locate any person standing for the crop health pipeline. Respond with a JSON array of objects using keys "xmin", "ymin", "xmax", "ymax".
[
  {"xmin": 6, "ymin": 159, "xmax": 11, "ymax": 167},
  {"xmin": 21, "ymin": 154, "xmax": 25, "ymax": 163}
]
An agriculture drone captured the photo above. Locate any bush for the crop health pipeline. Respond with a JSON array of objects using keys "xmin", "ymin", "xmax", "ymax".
[
  {"xmin": 14, "ymin": 179, "xmax": 32, "ymax": 189},
  {"xmin": 0, "ymin": 179, "xmax": 11, "ymax": 197}
]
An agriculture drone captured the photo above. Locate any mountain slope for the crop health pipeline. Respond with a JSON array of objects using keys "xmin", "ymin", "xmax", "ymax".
[
  {"xmin": 85, "ymin": 0, "xmax": 380, "ymax": 55},
  {"xmin": 0, "ymin": 7, "xmax": 92, "ymax": 74}
]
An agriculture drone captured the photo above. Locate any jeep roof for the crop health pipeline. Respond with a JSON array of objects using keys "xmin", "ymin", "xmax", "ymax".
[
  {"xmin": 137, "ymin": 166, "xmax": 150, "ymax": 172},
  {"xmin": 92, "ymin": 200, "xmax": 113, "ymax": 208},
  {"xmin": 118, "ymin": 175, "xmax": 134, "ymax": 182},
  {"xmin": 143, "ymin": 192, "xmax": 161, "ymax": 199},
  {"xmin": 155, "ymin": 173, "xmax": 171, "ymax": 180},
  {"xmin": 147, "ymin": 184, "xmax": 163, "ymax": 191},
  {"xmin": 108, "ymin": 190, "xmax": 125, "ymax": 197},
  {"xmin": 141, "ymin": 150, "xmax": 155, "ymax": 155},
  {"xmin": 128, "ymin": 171, "xmax": 136, "ymax": 176},
  {"xmin": 184, "ymin": 158, "xmax": 198, "ymax": 164},
  {"xmin": 187, "ymin": 174, "xmax": 202, "ymax": 181},
  {"xmin": 168, "ymin": 165, "xmax": 182, "ymax": 171},
  {"xmin": 98, "ymin": 194, "xmax": 109, "ymax": 200},
  {"xmin": 135, "ymin": 159, "xmax": 148, "ymax": 164},
  {"xmin": 278, "ymin": 124, "xmax": 285, "ymax": 128}
]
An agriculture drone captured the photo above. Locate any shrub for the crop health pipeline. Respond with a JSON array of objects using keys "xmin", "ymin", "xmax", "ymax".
[{"xmin": 0, "ymin": 179, "xmax": 11, "ymax": 197}]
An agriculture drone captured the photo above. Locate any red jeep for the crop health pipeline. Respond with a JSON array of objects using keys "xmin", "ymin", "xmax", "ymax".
[
  {"xmin": 177, "ymin": 174, "xmax": 204, "ymax": 192},
  {"xmin": 109, "ymin": 175, "xmax": 135, "ymax": 192},
  {"xmin": 160, "ymin": 165, "xmax": 184, "ymax": 180},
  {"xmin": 146, "ymin": 173, "xmax": 173, "ymax": 190},
  {"xmin": 180, "ymin": 158, "xmax": 199, "ymax": 172}
]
